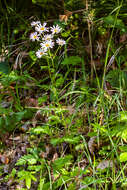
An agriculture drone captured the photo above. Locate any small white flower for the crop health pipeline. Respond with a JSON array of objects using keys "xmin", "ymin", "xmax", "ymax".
[
  {"xmin": 36, "ymin": 48, "xmax": 47, "ymax": 58},
  {"xmin": 43, "ymin": 34, "xmax": 53, "ymax": 41},
  {"xmin": 31, "ymin": 21, "xmax": 41, "ymax": 27},
  {"xmin": 41, "ymin": 40, "xmax": 54, "ymax": 49},
  {"xmin": 30, "ymin": 32, "xmax": 40, "ymax": 41},
  {"xmin": 35, "ymin": 22, "xmax": 48, "ymax": 33},
  {"xmin": 50, "ymin": 24, "xmax": 62, "ymax": 34},
  {"xmin": 56, "ymin": 38, "xmax": 66, "ymax": 46}
]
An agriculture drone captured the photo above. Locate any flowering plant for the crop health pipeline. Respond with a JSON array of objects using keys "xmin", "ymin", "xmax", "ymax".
[
  {"xmin": 30, "ymin": 21, "xmax": 66, "ymax": 59},
  {"xmin": 29, "ymin": 21, "xmax": 67, "ymax": 101}
]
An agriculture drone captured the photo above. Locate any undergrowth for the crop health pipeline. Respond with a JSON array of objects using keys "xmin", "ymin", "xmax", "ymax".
[{"xmin": 0, "ymin": 0, "xmax": 127, "ymax": 189}]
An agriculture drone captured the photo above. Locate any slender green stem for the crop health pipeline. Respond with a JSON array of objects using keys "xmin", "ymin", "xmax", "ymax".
[
  {"xmin": 101, "ymin": 0, "xmax": 123, "ymax": 89},
  {"xmin": 47, "ymin": 56, "xmax": 53, "ymax": 85}
]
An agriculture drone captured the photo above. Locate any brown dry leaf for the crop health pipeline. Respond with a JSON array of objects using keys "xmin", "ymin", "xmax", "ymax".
[
  {"xmin": 119, "ymin": 34, "xmax": 127, "ymax": 43},
  {"xmin": 78, "ymin": 159, "xmax": 87, "ymax": 170},
  {"xmin": 40, "ymin": 145, "xmax": 53, "ymax": 159},
  {"xmin": 52, "ymin": 153, "xmax": 58, "ymax": 162},
  {"xmin": 20, "ymin": 123, "xmax": 29, "ymax": 132},
  {"xmin": 59, "ymin": 10, "xmax": 72, "ymax": 23},
  {"xmin": 25, "ymin": 97, "xmax": 38, "ymax": 107},
  {"xmin": 88, "ymin": 136, "xmax": 97, "ymax": 154},
  {"xmin": 9, "ymin": 136, "xmax": 21, "ymax": 141},
  {"xmin": 40, "ymin": 152, "xmax": 48, "ymax": 159},
  {"xmin": 0, "ymin": 83, "xmax": 4, "ymax": 89},
  {"xmin": 99, "ymin": 113, "xmax": 104, "ymax": 126},
  {"xmin": 34, "ymin": 110, "xmax": 43, "ymax": 120},
  {"xmin": 59, "ymin": 15, "xmax": 68, "ymax": 23},
  {"xmin": 0, "ymin": 154, "xmax": 9, "ymax": 164},
  {"xmin": 96, "ymin": 160, "xmax": 113, "ymax": 170},
  {"xmin": 0, "ymin": 49, "xmax": 8, "ymax": 62},
  {"xmin": 13, "ymin": 51, "xmax": 28, "ymax": 70},
  {"xmin": 32, "ymin": 110, "xmax": 43, "ymax": 127},
  {"xmin": 67, "ymin": 105, "xmax": 75, "ymax": 115}
]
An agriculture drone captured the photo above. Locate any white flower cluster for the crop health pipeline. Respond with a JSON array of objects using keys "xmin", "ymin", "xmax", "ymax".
[{"xmin": 30, "ymin": 21, "xmax": 66, "ymax": 58}]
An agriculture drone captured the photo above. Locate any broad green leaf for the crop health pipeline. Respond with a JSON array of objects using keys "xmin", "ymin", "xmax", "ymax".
[
  {"xmin": 61, "ymin": 31, "xmax": 70, "ymax": 37},
  {"xmin": 61, "ymin": 56, "xmax": 82, "ymax": 65},
  {"xmin": 120, "ymin": 152, "xmax": 127, "ymax": 162},
  {"xmin": 119, "ymin": 146, "xmax": 127, "ymax": 152},
  {"xmin": 119, "ymin": 112, "xmax": 127, "ymax": 122},
  {"xmin": 50, "ymin": 138, "xmax": 63, "ymax": 146}
]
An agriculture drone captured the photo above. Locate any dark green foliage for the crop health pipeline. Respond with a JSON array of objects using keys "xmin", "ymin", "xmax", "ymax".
[
  {"xmin": 0, "ymin": 109, "xmax": 33, "ymax": 134},
  {"xmin": 0, "ymin": 61, "xmax": 10, "ymax": 74},
  {"xmin": 0, "ymin": 0, "xmax": 127, "ymax": 189}
]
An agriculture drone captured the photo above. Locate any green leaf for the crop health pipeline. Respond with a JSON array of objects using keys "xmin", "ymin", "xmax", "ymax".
[
  {"xmin": 50, "ymin": 138, "xmax": 63, "ymax": 146},
  {"xmin": 26, "ymin": 177, "xmax": 31, "ymax": 189},
  {"xmin": 63, "ymin": 136, "xmax": 80, "ymax": 144},
  {"xmin": 61, "ymin": 56, "xmax": 82, "ymax": 65},
  {"xmin": 0, "ymin": 61, "xmax": 10, "ymax": 74},
  {"xmin": 31, "ymin": 125, "xmax": 51, "ymax": 135},
  {"xmin": 119, "ymin": 112, "xmax": 127, "ymax": 122},
  {"xmin": 38, "ymin": 95, "xmax": 48, "ymax": 104},
  {"xmin": 16, "ymin": 154, "xmax": 37, "ymax": 166},
  {"xmin": 50, "ymin": 136, "xmax": 80, "ymax": 146},
  {"xmin": 120, "ymin": 152, "xmax": 127, "ymax": 162},
  {"xmin": 55, "ymin": 77, "xmax": 64, "ymax": 87},
  {"xmin": 61, "ymin": 31, "xmax": 70, "ymax": 37},
  {"xmin": 103, "ymin": 15, "xmax": 127, "ymax": 32},
  {"xmin": 119, "ymin": 146, "xmax": 127, "ymax": 152},
  {"xmin": 52, "ymin": 155, "xmax": 73, "ymax": 170},
  {"xmin": 29, "ymin": 51, "xmax": 37, "ymax": 61}
]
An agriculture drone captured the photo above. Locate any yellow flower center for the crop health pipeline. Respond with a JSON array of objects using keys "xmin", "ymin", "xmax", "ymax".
[
  {"xmin": 40, "ymin": 27, "xmax": 45, "ymax": 31},
  {"xmin": 34, "ymin": 35, "xmax": 37, "ymax": 39},
  {"xmin": 54, "ymin": 29, "xmax": 58, "ymax": 33},
  {"xmin": 45, "ymin": 44, "xmax": 50, "ymax": 47}
]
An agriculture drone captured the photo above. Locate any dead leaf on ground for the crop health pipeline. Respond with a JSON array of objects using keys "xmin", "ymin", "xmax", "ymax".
[
  {"xmin": 52, "ymin": 153, "xmax": 58, "ymax": 162},
  {"xmin": 96, "ymin": 160, "xmax": 113, "ymax": 170},
  {"xmin": 0, "ymin": 154, "xmax": 9, "ymax": 164},
  {"xmin": 25, "ymin": 97, "xmax": 38, "ymax": 107},
  {"xmin": 88, "ymin": 136, "xmax": 97, "ymax": 154},
  {"xmin": 119, "ymin": 34, "xmax": 127, "ymax": 43}
]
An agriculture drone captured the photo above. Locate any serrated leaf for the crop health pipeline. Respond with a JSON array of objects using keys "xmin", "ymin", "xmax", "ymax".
[
  {"xmin": 16, "ymin": 154, "xmax": 37, "ymax": 166},
  {"xmin": 32, "ymin": 125, "xmax": 51, "ymax": 135},
  {"xmin": 52, "ymin": 155, "xmax": 73, "ymax": 170}
]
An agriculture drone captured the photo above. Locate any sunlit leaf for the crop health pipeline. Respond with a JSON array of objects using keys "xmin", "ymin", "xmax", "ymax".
[{"xmin": 120, "ymin": 152, "xmax": 127, "ymax": 162}]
